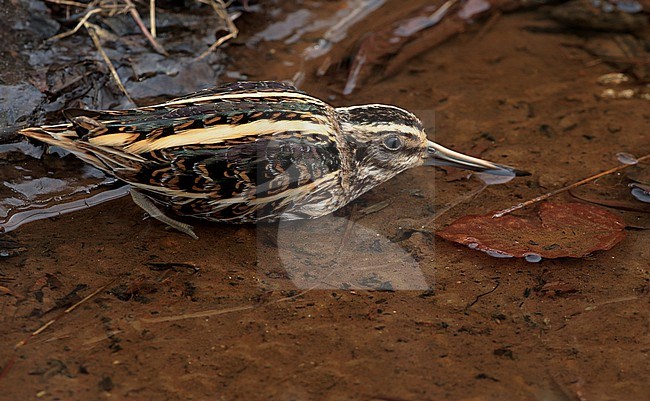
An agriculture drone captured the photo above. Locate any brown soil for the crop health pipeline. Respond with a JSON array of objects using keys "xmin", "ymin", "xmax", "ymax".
[{"xmin": 1, "ymin": 2, "xmax": 649, "ymax": 401}]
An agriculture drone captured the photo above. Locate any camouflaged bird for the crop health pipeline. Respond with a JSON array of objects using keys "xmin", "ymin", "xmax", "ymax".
[{"xmin": 19, "ymin": 81, "xmax": 524, "ymax": 239}]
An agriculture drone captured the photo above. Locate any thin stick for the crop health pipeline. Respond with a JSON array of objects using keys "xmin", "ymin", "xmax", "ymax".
[
  {"xmin": 149, "ymin": 0, "xmax": 156, "ymax": 37},
  {"xmin": 195, "ymin": 0, "xmax": 239, "ymax": 61},
  {"xmin": 493, "ymin": 153, "xmax": 650, "ymax": 218},
  {"xmin": 85, "ymin": 22, "xmax": 136, "ymax": 105},
  {"xmin": 470, "ymin": 10, "xmax": 502, "ymax": 44},
  {"xmin": 1, "ymin": 280, "xmax": 111, "ymax": 380},
  {"xmin": 424, "ymin": 183, "xmax": 487, "ymax": 228},
  {"xmin": 14, "ymin": 278, "xmax": 117, "ymax": 349},
  {"xmin": 140, "ymin": 304, "xmax": 254, "ymax": 323},
  {"xmin": 83, "ymin": 21, "xmax": 138, "ymax": 47},
  {"xmin": 464, "ymin": 280, "xmax": 500, "ymax": 313},
  {"xmin": 125, "ymin": 0, "xmax": 168, "ymax": 55},
  {"xmin": 45, "ymin": 0, "xmax": 90, "ymax": 8},
  {"xmin": 141, "ymin": 273, "xmax": 337, "ymax": 324},
  {"xmin": 48, "ymin": 7, "xmax": 102, "ymax": 42}
]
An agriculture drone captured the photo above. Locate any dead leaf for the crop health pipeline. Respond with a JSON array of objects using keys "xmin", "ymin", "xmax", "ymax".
[
  {"xmin": 627, "ymin": 165, "xmax": 650, "ymax": 185},
  {"xmin": 570, "ymin": 188, "xmax": 650, "ymax": 212},
  {"xmin": 437, "ymin": 202, "xmax": 626, "ymax": 259}
]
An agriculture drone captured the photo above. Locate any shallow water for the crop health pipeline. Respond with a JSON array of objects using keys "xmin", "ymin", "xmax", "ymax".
[
  {"xmin": 1, "ymin": 1, "xmax": 649, "ymax": 400},
  {"xmin": 0, "ymin": 140, "xmax": 115, "ymax": 229}
]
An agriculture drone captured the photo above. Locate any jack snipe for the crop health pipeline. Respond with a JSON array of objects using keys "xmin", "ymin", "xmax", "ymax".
[{"xmin": 20, "ymin": 81, "xmax": 525, "ymax": 238}]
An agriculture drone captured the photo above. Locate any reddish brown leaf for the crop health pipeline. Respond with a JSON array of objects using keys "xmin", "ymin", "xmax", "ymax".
[
  {"xmin": 627, "ymin": 165, "xmax": 650, "ymax": 185},
  {"xmin": 437, "ymin": 202, "xmax": 626, "ymax": 260}
]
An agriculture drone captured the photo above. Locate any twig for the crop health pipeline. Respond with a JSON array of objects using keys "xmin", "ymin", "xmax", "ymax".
[
  {"xmin": 195, "ymin": 0, "xmax": 239, "ymax": 61},
  {"xmin": 149, "ymin": 0, "xmax": 156, "ymax": 37},
  {"xmin": 125, "ymin": 0, "xmax": 168, "ymax": 56},
  {"xmin": 14, "ymin": 279, "xmax": 117, "ymax": 349},
  {"xmin": 48, "ymin": 7, "xmax": 102, "ymax": 42},
  {"xmin": 340, "ymin": 204, "xmax": 358, "ymax": 250},
  {"xmin": 584, "ymin": 295, "xmax": 638, "ymax": 311},
  {"xmin": 0, "ymin": 279, "xmax": 117, "ymax": 382},
  {"xmin": 141, "ymin": 265, "xmax": 345, "ymax": 324},
  {"xmin": 493, "ymin": 153, "xmax": 650, "ymax": 218},
  {"xmin": 45, "ymin": 0, "xmax": 90, "ymax": 8},
  {"xmin": 83, "ymin": 21, "xmax": 139, "ymax": 47},
  {"xmin": 140, "ymin": 304, "xmax": 255, "ymax": 323},
  {"xmin": 423, "ymin": 183, "xmax": 487, "ymax": 228},
  {"xmin": 84, "ymin": 22, "xmax": 136, "ymax": 105},
  {"xmin": 470, "ymin": 10, "xmax": 501, "ymax": 44},
  {"xmin": 464, "ymin": 279, "xmax": 500, "ymax": 313}
]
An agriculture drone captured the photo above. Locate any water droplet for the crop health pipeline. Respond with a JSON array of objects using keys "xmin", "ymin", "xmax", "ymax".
[
  {"xmin": 615, "ymin": 0, "xmax": 643, "ymax": 13},
  {"xmin": 616, "ymin": 152, "xmax": 638, "ymax": 165},
  {"xmin": 524, "ymin": 253, "xmax": 542, "ymax": 263},
  {"xmin": 475, "ymin": 170, "xmax": 516, "ymax": 185},
  {"xmin": 631, "ymin": 187, "xmax": 650, "ymax": 203},
  {"xmin": 0, "ymin": 250, "xmax": 9, "ymax": 257},
  {"xmin": 468, "ymin": 242, "xmax": 479, "ymax": 249}
]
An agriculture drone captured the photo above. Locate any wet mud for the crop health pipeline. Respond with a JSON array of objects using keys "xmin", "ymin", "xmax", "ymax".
[{"xmin": 1, "ymin": 1, "xmax": 649, "ymax": 400}]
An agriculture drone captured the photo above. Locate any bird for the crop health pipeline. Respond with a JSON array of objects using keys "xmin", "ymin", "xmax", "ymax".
[{"xmin": 19, "ymin": 81, "xmax": 526, "ymax": 239}]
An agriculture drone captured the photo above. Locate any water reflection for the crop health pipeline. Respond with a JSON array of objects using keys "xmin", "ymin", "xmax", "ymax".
[
  {"xmin": 0, "ymin": 139, "xmax": 118, "ymax": 232},
  {"xmin": 267, "ymin": 213, "xmax": 430, "ymax": 291},
  {"xmin": 0, "ymin": 186, "xmax": 130, "ymax": 234},
  {"xmin": 630, "ymin": 183, "xmax": 650, "ymax": 203},
  {"xmin": 474, "ymin": 171, "xmax": 516, "ymax": 185}
]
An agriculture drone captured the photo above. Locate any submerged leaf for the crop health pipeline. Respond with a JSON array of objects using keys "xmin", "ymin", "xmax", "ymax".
[
  {"xmin": 437, "ymin": 202, "xmax": 626, "ymax": 259},
  {"xmin": 627, "ymin": 165, "xmax": 650, "ymax": 185}
]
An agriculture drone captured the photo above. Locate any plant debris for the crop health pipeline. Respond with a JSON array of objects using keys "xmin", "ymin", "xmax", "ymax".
[
  {"xmin": 437, "ymin": 202, "xmax": 627, "ymax": 260},
  {"xmin": 494, "ymin": 153, "xmax": 650, "ymax": 217}
]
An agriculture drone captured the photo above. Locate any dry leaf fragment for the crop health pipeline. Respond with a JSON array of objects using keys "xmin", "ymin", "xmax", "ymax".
[{"xmin": 437, "ymin": 202, "xmax": 626, "ymax": 260}]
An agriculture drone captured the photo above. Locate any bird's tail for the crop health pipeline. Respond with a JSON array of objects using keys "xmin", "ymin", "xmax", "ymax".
[
  {"xmin": 19, "ymin": 124, "xmax": 146, "ymax": 176},
  {"xmin": 19, "ymin": 123, "xmax": 77, "ymax": 147},
  {"xmin": 19, "ymin": 124, "xmax": 110, "ymax": 169}
]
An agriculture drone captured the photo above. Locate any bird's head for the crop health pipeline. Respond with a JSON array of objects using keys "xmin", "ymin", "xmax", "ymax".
[{"xmin": 335, "ymin": 104, "xmax": 526, "ymax": 196}]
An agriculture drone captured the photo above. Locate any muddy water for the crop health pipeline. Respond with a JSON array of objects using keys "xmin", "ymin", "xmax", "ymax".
[{"xmin": 1, "ymin": 1, "xmax": 649, "ymax": 400}]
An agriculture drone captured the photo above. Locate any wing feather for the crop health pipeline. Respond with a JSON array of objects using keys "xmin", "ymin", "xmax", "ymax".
[{"xmin": 20, "ymin": 81, "xmax": 342, "ymax": 222}]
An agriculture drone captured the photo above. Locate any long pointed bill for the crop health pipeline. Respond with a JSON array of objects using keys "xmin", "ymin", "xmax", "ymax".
[{"xmin": 424, "ymin": 140, "xmax": 529, "ymax": 176}]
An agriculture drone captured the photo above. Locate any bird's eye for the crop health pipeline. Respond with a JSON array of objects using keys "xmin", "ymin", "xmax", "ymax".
[{"xmin": 382, "ymin": 135, "xmax": 403, "ymax": 151}]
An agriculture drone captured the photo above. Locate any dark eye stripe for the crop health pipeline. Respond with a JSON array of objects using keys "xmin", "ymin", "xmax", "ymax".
[{"xmin": 372, "ymin": 130, "xmax": 417, "ymax": 139}]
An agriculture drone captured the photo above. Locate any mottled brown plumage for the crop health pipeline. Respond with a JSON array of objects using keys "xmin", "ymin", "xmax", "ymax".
[{"xmin": 19, "ymin": 81, "xmax": 523, "ymax": 237}]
